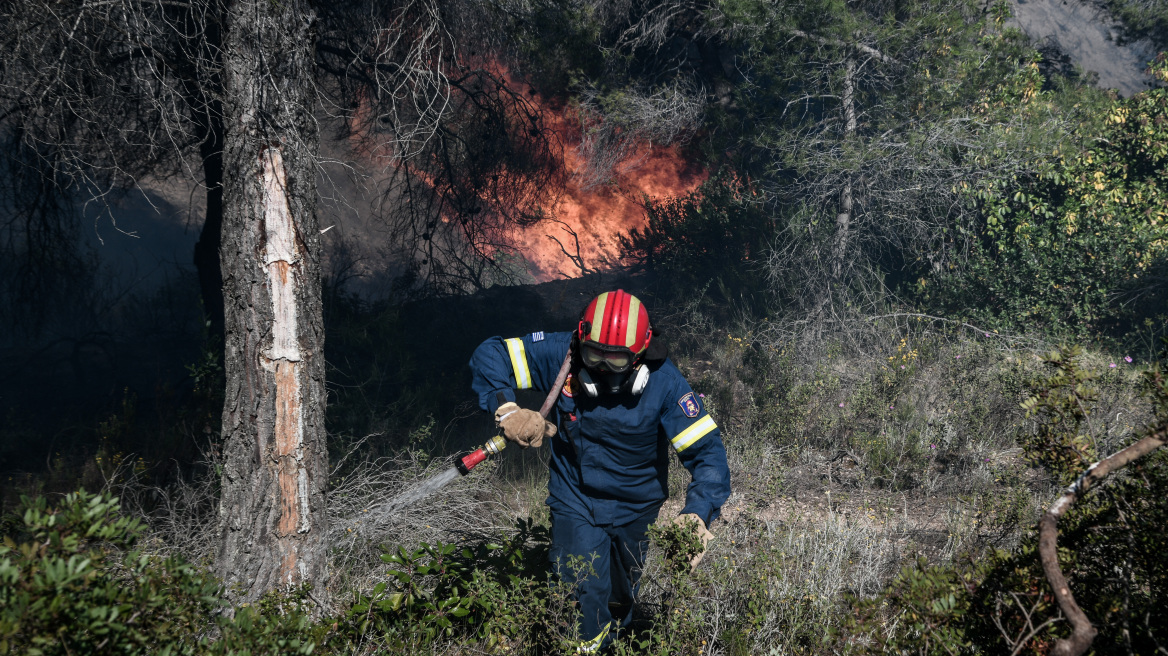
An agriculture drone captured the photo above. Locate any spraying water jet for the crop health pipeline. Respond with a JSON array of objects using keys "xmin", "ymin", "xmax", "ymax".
[
  {"xmin": 336, "ymin": 436, "xmax": 508, "ymax": 544},
  {"xmin": 336, "ymin": 349, "xmax": 571, "ymax": 546}
]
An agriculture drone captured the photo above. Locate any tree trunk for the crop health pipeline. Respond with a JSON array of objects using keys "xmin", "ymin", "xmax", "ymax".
[
  {"xmin": 832, "ymin": 55, "xmax": 857, "ymax": 281},
  {"xmin": 215, "ymin": 0, "xmax": 328, "ymax": 606}
]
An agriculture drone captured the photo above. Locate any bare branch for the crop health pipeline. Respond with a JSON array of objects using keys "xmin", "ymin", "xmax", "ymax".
[
  {"xmin": 1039, "ymin": 423, "xmax": 1168, "ymax": 656},
  {"xmin": 574, "ymin": 80, "xmax": 705, "ymax": 188},
  {"xmin": 545, "ymin": 217, "xmax": 593, "ymax": 277},
  {"xmin": 784, "ymin": 27, "xmax": 896, "ymax": 65}
]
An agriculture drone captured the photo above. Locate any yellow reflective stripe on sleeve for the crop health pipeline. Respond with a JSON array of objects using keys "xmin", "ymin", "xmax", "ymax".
[
  {"xmin": 671, "ymin": 415, "xmax": 717, "ymax": 452},
  {"xmin": 504, "ymin": 338, "xmax": 533, "ymax": 389}
]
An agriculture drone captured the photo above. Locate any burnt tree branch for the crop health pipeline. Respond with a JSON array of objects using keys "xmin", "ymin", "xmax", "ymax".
[{"xmin": 545, "ymin": 218, "xmax": 593, "ymax": 277}]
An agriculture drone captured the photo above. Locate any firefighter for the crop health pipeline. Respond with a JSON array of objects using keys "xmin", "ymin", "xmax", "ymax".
[{"xmin": 469, "ymin": 289, "xmax": 731, "ymax": 652}]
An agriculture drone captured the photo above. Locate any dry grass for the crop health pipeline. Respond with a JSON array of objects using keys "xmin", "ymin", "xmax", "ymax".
[
  {"xmin": 634, "ymin": 311, "xmax": 1148, "ymax": 649},
  {"xmin": 117, "ymin": 440, "xmax": 528, "ymax": 603}
]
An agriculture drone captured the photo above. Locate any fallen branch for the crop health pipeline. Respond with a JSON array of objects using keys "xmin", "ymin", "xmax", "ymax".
[{"xmin": 1039, "ymin": 425, "xmax": 1167, "ymax": 656}]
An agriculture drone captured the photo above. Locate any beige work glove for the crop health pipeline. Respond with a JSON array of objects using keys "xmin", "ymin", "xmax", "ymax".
[
  {"xmin": 671, "ymin": 513, "xmax": 715, "ymax": 570},
  {"xmin": 494, "ymin": 402, "xmax": 556, "ymax": 448}
]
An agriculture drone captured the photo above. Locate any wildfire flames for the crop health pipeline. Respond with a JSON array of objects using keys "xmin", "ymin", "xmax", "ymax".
[
  {"xmin": 474, "ymin": 61, "xmax": 707, "ymax": 281},
  {"xmin": 517, "ymin": 139, "xmax": 706, "ymax": 281},
  {"xmin": 348, "ymin": 60, "xmax": 706, "ymax": 284}
]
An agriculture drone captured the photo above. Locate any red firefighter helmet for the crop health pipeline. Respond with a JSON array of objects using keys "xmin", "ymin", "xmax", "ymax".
[{"xmin": 576, "ymin": 289, "xmax": 652, "ymax": 374}]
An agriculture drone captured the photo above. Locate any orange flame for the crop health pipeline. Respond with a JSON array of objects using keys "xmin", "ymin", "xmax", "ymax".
[
  {"xmin": 346, "ymin": 60, "xmax": 707, "ymax": 283},
  {"xmin": 470, "ymin": 61, "xmax": 707, "ymax": 281},
  {"xmin": 517, "ymin": 138, "xmax": 706, "ymax": 281}
]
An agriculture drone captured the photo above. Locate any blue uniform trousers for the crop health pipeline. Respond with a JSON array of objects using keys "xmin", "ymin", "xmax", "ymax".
[{"xmin": 550, "ymin": 504, "xmax": 659, "ymax": 650}]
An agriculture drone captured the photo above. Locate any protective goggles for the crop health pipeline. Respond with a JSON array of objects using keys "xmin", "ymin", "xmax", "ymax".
[{"xmin": 579, "ymin": 341, "xmax": 638, "ymax": 374}]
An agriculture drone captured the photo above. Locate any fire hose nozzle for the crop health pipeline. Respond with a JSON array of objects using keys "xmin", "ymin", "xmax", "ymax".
[
  {"xmin": 483, "ymin": 434, "xmax": 506, "ymax": 455},
  {"xmin": 456, "ymin": 435, "xmax": 508, "ymax": 475}
]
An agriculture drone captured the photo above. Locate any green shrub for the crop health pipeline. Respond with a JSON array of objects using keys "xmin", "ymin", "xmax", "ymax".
[
  {"xmin": 0, "ymin": 491, "xmax": 216, "ymax": 655},
  {"xmin": 1107, "ymin": 0, "xmax": 1168, "ymax": 48},
  {"xmin": 923, "ymin": 57, "xmax": 1168, "ymax": 340},
  {"xmin": 0, "ymin": 491, "xmax": 315, "ymax": 656},
  {"xmin": 613, "ymin": 518, "xmax": 711, "ymax": 656},
  {"xmin": 334, "ymin": 518, "xmax": 580, "ymax": 654},
  {"xmin": 1018, "ymin": 346, "xmax": 1101, "ymax": 483}
]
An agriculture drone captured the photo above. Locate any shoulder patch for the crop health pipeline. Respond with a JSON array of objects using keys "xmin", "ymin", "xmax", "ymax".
[
  {"xmin": 678, "ymin": 392, "xmax": 700, "ymax": 418},
  {"xmin": 562, "ymin": 372, "xmax": 575, "ymax": 397},
  {"xmin": 532, "ymin": 331, "xmax": 545, "ymax": 342}
]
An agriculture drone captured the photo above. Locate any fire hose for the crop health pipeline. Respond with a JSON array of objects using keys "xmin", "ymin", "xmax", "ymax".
[
  {"xmin": 333, "ymin": 346, "xmax": 574, "ymax": 546},
  {"xmin": 453, "ymin": 346, "xmax": 573, "ymax": 476}
]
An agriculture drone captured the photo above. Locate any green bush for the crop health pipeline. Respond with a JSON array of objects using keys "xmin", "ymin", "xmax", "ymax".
[
  {"xmin": 612, "ymin": 518, "xmax": 716, "ymax": 656},
  {"xmin": 334, "ymin": 518, "xmax": 581, "ymax": 654},
  {"xmin": 848, "ymin": 347, "xmax": 1168, "ymax": 654},
  {"xmin": 1107, "ymin": 0, "xmax": 1168, "ymax": 49},
  {"xmin": 923, "ymin": 57, "xmax": 1168, "ymax": 340},
  {"xmin": 0, "ymin": 491, "xmax": 214, "ymax": 655},
  {"xmin": 0, "ymin": 491, "xmax": 315, "ymax": 656}
]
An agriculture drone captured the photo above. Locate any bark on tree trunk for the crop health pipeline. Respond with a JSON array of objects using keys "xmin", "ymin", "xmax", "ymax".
[
  {"xmin": 215, "ymin": 0, "xmax": 328, "ymax": 606},
  {"xmin": 832, "ymin": 55, "xmax": 857, "ymax": 281}
]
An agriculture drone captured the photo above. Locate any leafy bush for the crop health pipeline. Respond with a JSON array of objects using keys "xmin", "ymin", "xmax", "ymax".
[
  {"xmin": 333, "ymin": 518, "xmax": 582, "ymax": 654},
  {"xmin": 1018, "ymin": 346, "xmax": 1101, "ymax": 482},
  {"xmin": 924, "ymin": 56, "xmax": 1168, "ymax": 339},
  {"xmin": 612, "ymin": 519, "xmax": 710, "ymax": 656},
  {"xmin": 848, "ymin": 346, "xmax": 1168, "ymax": 654},
  {"xmin": 0, "ymin": 491, "xmax": 215, "ymax": 655},
  {"xmin": 1107, "ymin": 0, "xmax": 1168, "ymax": 49},
  {"xmin": 0, "ymin": 491, "xmax": 315, "ymax": 656}
]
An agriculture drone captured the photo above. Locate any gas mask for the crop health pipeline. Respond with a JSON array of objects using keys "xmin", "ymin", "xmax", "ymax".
[{"xmin": 577, "ymin": 363, "xmax": 650, "ymax": 397}]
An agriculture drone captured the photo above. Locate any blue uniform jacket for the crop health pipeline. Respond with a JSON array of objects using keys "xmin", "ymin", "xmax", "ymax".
[{"xmin": 470, "ymin": 331, "xmax": 731, "ymax": 527}]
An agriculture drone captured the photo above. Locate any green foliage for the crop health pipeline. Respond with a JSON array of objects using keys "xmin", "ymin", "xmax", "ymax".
[
  {"xmin": 613, "ymin": 520, "xmax": 708, "ymax": 656},
  {"xmin": 729, "ymin": 325, "xmax": 1033, "ymax": 494},
  {"xmin": 1107, "ymin": 0, "xmax": 1168, "ymax": 49},
  {"xmin": 336, "ymin": 518, "xmax": 579, "ymax": 654},
  {"xmin": 1019, "ymin": 347, "xmax": 1100, "ymax": 483},
  {"xmin": 0, "ymin": 491, "xmax": 215, "ymax": 655},
  {"xmin": 0, "ymin": 491, "xmax": 315, "ymax": 656},
  {"xmin": 852, "ymin": 456, "xmax": 1168, "ymax": 654},
  {"xmin": 846, "ymin": 541, "xmax": 1093, "ymax": 656},
  {"xmin": 926, "ymin": 56, "xmax": 1168, "ymax": 338},
  {"xmin": 714, "ymin": 1, "xmax": 1050, "ymax": 257},
  {"xmin": 645, "ymin": 518, "xmax": 704, "ymax": 579},
  {"xmin": 850, "ymin": 344, "xmax": 1168, "ymax": 655},
  {"xmin": 850, "ymin": 555, "xmax": 994, "ymax": 654}
]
